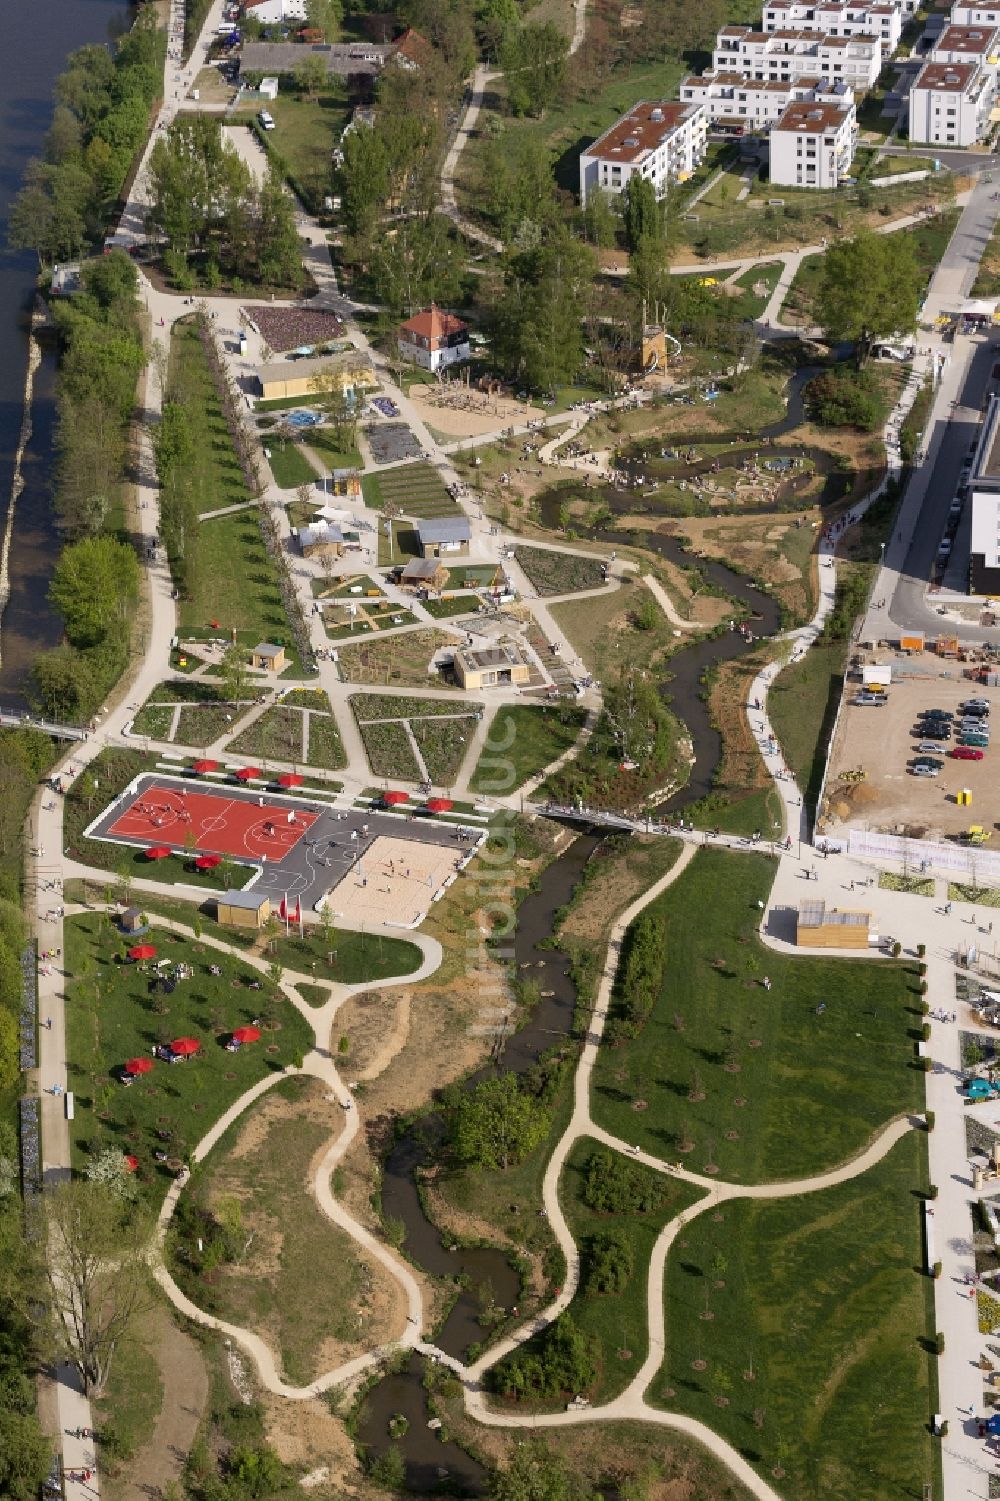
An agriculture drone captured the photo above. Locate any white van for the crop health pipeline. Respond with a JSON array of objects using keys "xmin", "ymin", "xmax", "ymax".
[{"xmin": 258, "ymin": 110, "xmax": 276, "ymax": 131}]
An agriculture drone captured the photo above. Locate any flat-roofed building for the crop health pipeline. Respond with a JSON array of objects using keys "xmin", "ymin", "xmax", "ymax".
[
  {"xmin": 769, "ymin": 97, "xmax": 858, "ymax": 185},
  {"xmin": 454, "ymin": 642, "xmax": 532, "ymax": 690},
  {"xmin": 908, "ymin": 57, "xmax": 995, "ymax": 143},
  {"xmin": 216, "ymin": 890, "xmax": 271, "ymax": 930},
  {"xmin": 254, "ymin": 352, "xmax": 378, "ymax": 402},
  {"xmin": 416, "ymin": 516, "xmax": 471, "ymax": 557},
  {"xmin": 967, "ymin": 394, "xmax": 1000, "ymax": 594},
  {"xmin": 712, "ymin": 26, "xmax": 882, "ymax": 89},
  {"xmin": 578, "ymin": 100, "xmax": 707, "ymax": 205},
  {"xmin": 796, "ymin": 898, "xmax": 872, "ymax": 948},
  {"xmin": 762, "ymin": 0, "xmax": 901, "ymax": 50},
  {"xmin": 678, "ymin": 71, "xmax": 854, "ymax": 130}
]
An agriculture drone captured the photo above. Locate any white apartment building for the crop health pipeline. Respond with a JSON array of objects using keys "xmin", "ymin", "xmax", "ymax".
[
  {"xmin": 762, "ymin": 1, "xmax": 901, "ymax": 53},
  {"xmin": 243, "ymin": 0, "xmax": 307, "ymax": 24},
  {"xmin": 712, "ymin": 27, "xmax": 883, "ymax": 89},
  {"xmin": 769, "ymin": 98, "xmax": 858, "ymax": 184},
  {"xmin": 678, "ymin": 71, "xmax": 855, "ymax": 131},
  {"xmin": 907, "ymin": 58, "xmax": 995, "ymax": 144},
  {"xmin": 578, "ymin": 101, "xmax": 708, "ymax": 205},
  {"xmin": 951, "ymin": 3, "xmax": 1000, "ymax": 25},
  {"xmin": 931, "ymin": 21, "xmax": 1000, "ymax": 74}
]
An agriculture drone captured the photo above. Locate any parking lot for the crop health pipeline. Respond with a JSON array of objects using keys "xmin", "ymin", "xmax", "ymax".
[{"xmin": 821, "ymin": 666, "xmax": 1000, "ymax": 840}]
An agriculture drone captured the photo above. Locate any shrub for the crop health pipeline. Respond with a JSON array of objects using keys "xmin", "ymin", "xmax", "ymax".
[
  {"xmin": 926, "ymin": 1111, "xmax": 935, "ymax": 1131},
  {"xmin": 490, "ymin": 1314, "xmax": 598, "ymax": 1400},
  {"xmin": 804, "ymin": 367, "xmax": 889, "ymax": 431},
  {"xmin": 582, "ymin": 1147, "xmax": 667, "ymax": 1215},
  {"xmin": 583, "ymin": 1230, "xmax": 634, "ymax": 1296},
  {"xmin": 935, "ymin": 1331, "xmax": 945, "ymax": 1354}
]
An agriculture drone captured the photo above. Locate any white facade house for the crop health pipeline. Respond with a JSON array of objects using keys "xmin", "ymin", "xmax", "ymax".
[
  {"xmin": 712, "ymin": 27, "xmax": 883, "ymax": 89},
  {"xmin": 908, "ymin": 58, "xmax": 995, "ymax": 144},
  {"xmin": 762, "ymin": 1, "xmax": 901, "ymax": 52},
  {"xmin": 244, "ymin": 0, "xmax": 307, "ymax": 25},
  {"xmin": 578, "ymin": 101, "xmax": 708, "ymax": 205},
  {"xmin": 951, "ymin": 3, "xmax": 1000, "ymax": 25},
  {"xmin": 931, "ymin": 21, "xmax": 1000, "ymax": 74},
  {"xmin": 769, "ymin": 98, "xmax": 858, "ymax": 185},
  {"xmin": 678, "ymin": 71, "xmax": 854, "ymax": 130}
]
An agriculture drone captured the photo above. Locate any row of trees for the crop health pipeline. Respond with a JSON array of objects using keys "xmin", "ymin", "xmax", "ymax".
[
  {"xmin": 607, "ymin": 906, "xmax": 667, "ymax": 1042},
  {"xmin": 146, "ymin": 118, "xmax": 303, "ymax": 289},
  {"xmin": 9, "ymin": 12, "xmax": 165, "ymax": 264}
]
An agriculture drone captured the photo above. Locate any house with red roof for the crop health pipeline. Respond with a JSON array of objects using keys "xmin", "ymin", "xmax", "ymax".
[
  {"xmin": 391, "ymin": 27, "xmax": 435, "ymax": 69},
  {"xmin": 397, "ymin": 305, "xmax": 470, "ymax": 373}
]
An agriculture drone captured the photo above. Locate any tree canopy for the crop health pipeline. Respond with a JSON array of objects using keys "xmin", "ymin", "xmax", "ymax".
[
  {"xmin": 450, "ymin": 1072, "xmax": 549, "ymax": 1170},
  {"xmin": 816, "ymin": 230, "xmax": 923, "ymax": 356}
]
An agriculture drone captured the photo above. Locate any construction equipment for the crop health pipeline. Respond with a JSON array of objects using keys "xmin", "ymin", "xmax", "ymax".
[{"xmin": 959, "ymin": 825, "xmax": 992, "ymax": 846}]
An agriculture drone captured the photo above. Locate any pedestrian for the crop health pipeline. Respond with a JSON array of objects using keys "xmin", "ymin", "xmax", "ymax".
[{"xmin": 45, "ymin": 1017, "xmax": 52, "ymax": 1030}]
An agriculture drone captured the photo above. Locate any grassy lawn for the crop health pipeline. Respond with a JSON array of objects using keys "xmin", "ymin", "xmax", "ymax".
[
  {"xmin": 552, "ymin": 1138, "xmax": 704, "ymax": 1404},
  {"xmin": 424, "ymin": 595, "xmax": 479, "ymax": 619},
  {"xmin": 258, "ymin": 87, "xmax": 351, "ymax": 211},
  {"xmin": 591, "ymin": 847, "xmax": 923, "ymax": 1184},
  {"xmin": 785, "ymin": 209, "xmax": 961, "ymax": 326},
  {"xmin": 64, "ymin": 748, "xmax": 253, "ymax": 891},
  {"xmin": 63, "ymin": 912, "xmax": 313, "ymax": 1205},
  {"xmin": 768, "ymin": 640, "xmax": 847, "ymax": 822},
  {"xmin": 377, "ymin": 522, "xmax": 421, "ymax": 566},
  {"xmin": 265, "ymin": 436, "xmax": 319, "ymax": 490},
  {"xmin": 305, "ymin": 428, "xmax": 362, "ymax": 469},
  {"xmin": 686, "ymin": 784, "xmax": 786, "ymax": 840},
  {"xmin": 168, "ymin": 1076, "xmax": 367, "ymax": 1385},
  {"xmin": 468, "ymin": 704, "xmax": 587, "ymax": 796},
  {"xmin": 655, "ymin": 1130, "xmax": 937, "ymax": 1501},
  {"xmin": 269, "ymin": 925, "xmax": 422, "ymax": 984},
  {"xmin": 337, "ymin": 628, "xmax": 461, "ymax": 688},
  {"xmin": 170, "ymin": 321, "xmax": 257, "ymax": 517},
  {"xmin": 96, "ymin": 1309, "xmax": 163, "ymax": 1476},
  {"xmin": 514, "ymin": 546, "xmax": 607, "ymax": 597},
  {"xmin": 226, "ymin": 691, "xmax": 347, "ymax": 771}
]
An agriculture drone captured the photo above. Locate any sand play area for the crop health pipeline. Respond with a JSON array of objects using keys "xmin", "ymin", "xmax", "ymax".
[
  {"xmin": 322, "ymin": 834, "xmax": 463, "ymax": 927},
  {"xmin": 408, "ymin": 384, "xmax": 545, "ymax": 437}
]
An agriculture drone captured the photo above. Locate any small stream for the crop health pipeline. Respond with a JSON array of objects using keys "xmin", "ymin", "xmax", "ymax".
[{"xmin": 359, "ymin": 385, "xmax": 836, "ymax": 1484}]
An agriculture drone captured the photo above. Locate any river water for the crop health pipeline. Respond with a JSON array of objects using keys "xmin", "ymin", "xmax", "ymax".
[{"xmin": 0, "ymin": 0, "xmax": 131, "ymax": 705}]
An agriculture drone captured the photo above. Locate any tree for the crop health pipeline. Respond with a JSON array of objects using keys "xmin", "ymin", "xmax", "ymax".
[
  {"xmin": 601, "ymin": 666, "xmax": 672, "ymax": 773},
  {"xmin": 584, "ymin": 1229, "xmax": 633, "ymax": 1295},
  {"xmin": 48, "ymin": 535, "xmax": 139, "ymax": 649},
  {"xmin": 43, "ymin": 1181, "xmax": 151, "ymax": 1396},
  {"xmin": 295, "ymin": 52, "xmax": 329, "ymax": 100},
  {"xmin": 85, "ymin": 1148, "xmax": 138, "ymax": 1202},
  {"xmin": 491, "ymin": 231, "xmax": 596, "ymax": 392},
  {"xmin": 305, "ymin": 0, "xmax": 343, "ymax": 39},
  {"xmin": 451, "ymin": 1073, "xmax": 548, "ymax": 1170},
  {"xmin": 0, "ymin": 1009, "xmax": 17, "ymax": 1094},
  {"xmin": 501, "ymin": 22, "xmax": 568, "ymax": 117},
  {"xmin": 220, "ymin": 643, "xmax": 251, "ymax": 706},
  {"xmin": 490, "ymin": 1438, "xmax": 593, "ymax": 1501},
  {"xmin": 623, "ymin": 176, "xmax": 660, "ymax": 251},
  {"xmin": 816, "ymin": 229, "xmax": 923, "ymax": 360},
  {"xmin": 366, "ymin": 213, "xmax": 463, "ymax": 315}
]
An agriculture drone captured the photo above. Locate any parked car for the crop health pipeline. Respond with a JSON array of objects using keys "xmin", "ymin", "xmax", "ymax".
[
  {"xmin": 258, "ymin": 110, "xmax": 275, "ymax": 130},
  {"xmin": 938, "ymin": 539, "xmax": 953, "ymax": 557},
  {"xmin": 917, "ymin": 724, "xmax": 951, "ymax": 740},
  {"xmin": 916, "ymin": 740, "xmax": 948, "ymax": 753},
  {"xmin": 961, "ymin": 702, "xmax": 990, "ymax": 717},
  {"xmin": 960, "ymin": 734, "xmax": 991, "ymax": 748},
  {"xmin": 855, "ymin": 693, "xmax": 887, "ymax": 706},
  {"xmin": 911, "ymin": 762, "xmax": 941, "ymax": 777},
  {"xmin": 921, "ymin": 709, "xmax": 954, "ymax": 721},
  {"xmin": 952, "ymin": 746, "xmax": 985, "ymax": 760}
]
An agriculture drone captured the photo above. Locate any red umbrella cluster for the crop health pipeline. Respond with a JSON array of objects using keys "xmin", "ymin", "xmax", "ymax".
[
  {"xmin": 145, "ymin": 846, "xmax": 172, "ymax": 861},
  {"xmin": 123, "ymin": 1155, "xmax": 140, "ymax": 1173},
  {"xmin": 194, "ymin": 854, "xmax": 222, "ymax": 871},
  {"xmin": 232, "ymin": 1025, "xmax": 261, "ymax": 1044},
  {"xmin": 425, "ymin": 797, "xmax": 453, "ymax": 814},
  {"xmin": 234, "ymin": 766, "xmax": 259, "ymax": 782},
  {"xmin": 128, "ymin": 944, "xmax": 157, "ymax": 960},
  {"xmin": 382, "ymin": 790, "xmax": 408, "ymax": 806},
  {"xmin": 171, "ymin": 1037, "xmax": 201, "ymax": 1057},
  {"xmin": 278, "ymin": 772, "xmax": 303, "ymax": 788},
  {"xmin": 124, "ymin": 1056, "xmax": 154, "ymax": 1076},
  {"xmin": 192, "ymin": 758, "xmax": 218, "ymax": 775}
]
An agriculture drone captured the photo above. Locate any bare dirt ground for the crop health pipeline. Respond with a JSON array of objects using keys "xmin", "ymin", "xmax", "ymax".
[
  {"xmin": 262, "ymin": 1389, "xmax": 360, "ymax": 1496},
  {"xmin": 121, "ymin": 1306, "xmax": 208, "ymax": 1501},
  {"xmin": 337, "ymin": 987, "xmax": 412, "ymax": 1081},
  {"xmin": 408, "ymin": 384, "xmax": 546, "ymax": 437},
  {"xmin": 821, "ymin": 659, "xmax": 1000, "ymax": 839}
]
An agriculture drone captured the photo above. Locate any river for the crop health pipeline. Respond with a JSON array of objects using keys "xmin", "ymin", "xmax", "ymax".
[{"xmin": 0, "ymin": 0, "xmax": 132, "ymax": 706}]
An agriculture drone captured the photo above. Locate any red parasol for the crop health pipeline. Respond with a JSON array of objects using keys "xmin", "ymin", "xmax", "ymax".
[
  {"xmin": 128, "ymin": 944, "xmax": 157, "ymax": 960},
  {"xmin": 192, "ymin": 758, "xmax": 218, "ymax": 774},
  {"xmin": 234, "ymin": 766, "xmax": 259, "ymax": 782},
  {"xmin": 210, "ymin": 619, "xmax": 220, "ymax": 629},
  {"xmin": 124, "ymin": 1057, "xmax": 154, "ymax": 1075},
  {"xmin": 145, "ymin": 846, "xmax": 172, "ymax": 861},
  {"xmin": 278, "ymin": 772, "xmax": 303, "ymax": 787},
  {"xmin": 123, "ymin": 1155, "xmax": 140, "ymax": 1172},
  {"xmin": 232, "ymin": 1025, "xmax": 261, "ymax": 1044},
  {"xmin": 170, "ymin": 1037, "xmax": 201, "ymax": 1056},
  {"xmin": 382, "ymin": 790, "xmax": 408, "ymax": 806},
  {"xmin": 194, "ymin": 854, "xmax": 222, "ymax": 870},
  {"xmin": 425, "ymin": 797, "xmax": 453, "ymax": 814}
]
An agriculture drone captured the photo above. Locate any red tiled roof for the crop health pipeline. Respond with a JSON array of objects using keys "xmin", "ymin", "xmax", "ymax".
[
  {"xmin": 393, "ymin": 27, "xmax": 434, "ymax": 66},
  {"xmin": 399, "ymin": 304, "xmax": 468, "ymax": 340}
]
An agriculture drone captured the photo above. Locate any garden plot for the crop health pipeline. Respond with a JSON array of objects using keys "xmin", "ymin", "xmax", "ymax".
[
  {"xmin": 513, "ymin": 546, "xmax": 609, "ymax": 596},
  {"xmin": 131, "ymin": 681, "xmax": 257, "ymax": 749},
  {"xmin": 363, "ymin": 462, "xmax": 460, "ymax": 519},
  {"xmin": 350, "ymin": 692, "xmax": 482, "ymax": 784},
  {"xmin": 225, "ymin": 689, "xmax": 346, "ymax": 771},
  {"xmin": 336, "ymin": 628, "xmax": 459, "ymax": 688}
]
